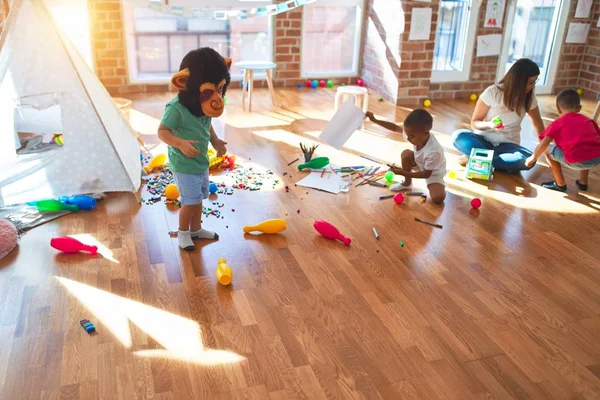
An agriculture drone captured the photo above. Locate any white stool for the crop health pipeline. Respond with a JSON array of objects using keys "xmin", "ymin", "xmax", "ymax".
[
  {"xmin": 234, "ymin": 61, "xmax": 277, "ymax": 112},
  {"xmin": 334, "ymin": 85, "xmax": 368, "ymax": 127}
]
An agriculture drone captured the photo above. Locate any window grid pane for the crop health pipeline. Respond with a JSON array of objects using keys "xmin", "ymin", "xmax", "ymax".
[
  {"xmin": 433, "ymin": 0, "xmax": 471, "ymax": 72},
  {"xmin": 301, "ymin": 4, "xmax": 360, "ymax": 76},
  {"xmin": 124, "ymin": 3, "xmax": 272, "ymax": 81}
]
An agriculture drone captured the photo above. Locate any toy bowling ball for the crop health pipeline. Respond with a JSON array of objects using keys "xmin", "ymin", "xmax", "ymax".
[
  {"xmin": 306, "ymin": 80, "xmax": 312, "ymax": 88},
  {"xmin": 164, "ymin": 184, "xmax": 179, "ymax": 200},
  {"xmin": 311, "ymin": 80, "xmax": 318, "ymax": 88},
  {"xmin": 319, "ymin": 80, "xmax": 326, "ymax": 87},
  {"xmin": 297, "ymin": 83, "xmax": 303, "ymax": 89},
  {"xmin": 393, "ymin": 193, "xmax": 405, "ymax": 204},
  {"xmin": 385, "ymin": 171, "xmax": 394, "ymax": 182},
  {"xmin": 471, "ymin": 197, "xmax": 482, "ymax": 209},
  {"xmin": 209, "ymin": 182, "xmax": 218, "ymax": 194},
  {"xmin": 356, "ymin": 79, "xmax": 364, "ymax": 86},
  {"xmin": 326, "ymin": 80, "xmax": 334, "ymax": 88}
]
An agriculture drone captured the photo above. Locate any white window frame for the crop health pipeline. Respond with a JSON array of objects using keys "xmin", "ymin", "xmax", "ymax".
[
  {"xmin": 122, "ymin": 2, "xmax": 275, "ymax": 85},
  {"xmin": 300, "ymin": 0, "xmax": 366, "ymax": 79},
  {"xmin": 430, "ymin": 0, "xmax": 480, "ymax": 83},
  {"xmin": 496, "ymin": 0, "xmax": 570, "ymax": 95}
]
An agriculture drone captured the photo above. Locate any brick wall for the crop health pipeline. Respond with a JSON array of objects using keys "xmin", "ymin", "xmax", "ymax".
[
  {"xmin": 87, "ymin": 0, "xmax": 599, "ymax": 99},
  {"xmin": 577, "ymin": 0, "xmax": 600, "ymax": 97},
  {"xmin": 429, "ymin": 0, "xmax": 509, "ymax": 100},
  {"xmin": 361, "ymin": 0, "xmax": 439, "ymax": 107},
  {"xmin": 273, "ymin": 3, "xmax": 302, "ymax": 87},
  {"xmin": 553, "ymin": 0, "xmax": 587, "ymax": 94}
]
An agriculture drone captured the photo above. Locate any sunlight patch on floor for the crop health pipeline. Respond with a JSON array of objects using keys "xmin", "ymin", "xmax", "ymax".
[
  {"xmin": 447, "ymin": 178, "xmax": 599, "ymax": 214},
  {"xmin": 67, "ymin": 234, "xmax": 119, "ymax": 263},
  {"xmin": 57, "ymin": 277, "xmax": 245, "ymax": 366}
]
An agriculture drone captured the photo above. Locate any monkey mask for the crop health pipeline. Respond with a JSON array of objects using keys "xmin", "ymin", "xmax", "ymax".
[{"xmin": 171, "ymin": 47, "xmax": 232, "ymax": 118}]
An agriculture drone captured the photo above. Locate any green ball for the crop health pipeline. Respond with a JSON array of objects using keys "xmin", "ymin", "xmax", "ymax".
[
  {"xmin": 326, "ymin": 80, "xmax": 334, "ymax": 88},
  {"xmin": 385, "ymin": 171, "xmax": 394, "ymax": 182}
]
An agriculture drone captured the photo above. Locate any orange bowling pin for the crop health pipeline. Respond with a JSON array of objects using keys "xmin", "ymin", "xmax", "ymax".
[
  {"xmin": 243, "ymin": 218, "xmax": 286, "ymax": 234},
  {"xmin": 216, "ymin": 258, "xmax": 232, "ymax": 285}
]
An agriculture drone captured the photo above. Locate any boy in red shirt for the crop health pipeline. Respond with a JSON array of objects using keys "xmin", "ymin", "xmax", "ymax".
[{"xmin": 526, "ymin": 88, "xmax": 600, "ymax": 192}]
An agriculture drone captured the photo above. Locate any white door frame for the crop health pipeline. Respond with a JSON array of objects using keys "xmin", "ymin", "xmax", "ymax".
[{"xmin": 497, "ymin": 0, "xmax": 571, "ymax": 94}]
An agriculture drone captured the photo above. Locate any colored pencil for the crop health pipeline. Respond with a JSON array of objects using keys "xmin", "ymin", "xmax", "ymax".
[
  {"xmin": 287, "ymin": 158, "xmax": 300, "ymax": 166},
  {"xmin": 414, "ymin": 218, "xmax": 443, "ymax": 229},
  {"xmin": 379, "ymin": 194, "xmax": 395, "ymax": 200},
  {"xmin": 372, "ymin": 227, "xmax": 380, "ymax": 240}
]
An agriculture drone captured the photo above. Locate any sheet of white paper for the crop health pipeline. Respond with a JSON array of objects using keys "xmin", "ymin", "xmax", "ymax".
[
  {"xmin": 318, "ymin": 100, "xmax": 365, "ymax": 150},
  {"xmin": 409, "ymin": 8, "xmax": 432, "ymax": 41},
  {"xmin": 575, "ymin": 0, "xmax": 592, "ymax": 18},
  {"xmin": 476, "ymin": 34, "xmax": 502, "ymax": 57},
  {"xmin": 295, "ymin": 169, "xmax": 347, "ymax": 194},
  {"xmin": 484, "ymin": 0, "xmax": 505, "ymax": 28},
  {"xmin": 597, "ymin": 15, "xmax": 600, "ymax": 28},
  {"xmin": 565, "ymin": 22, "xmax": 590, "ymax": 43}
]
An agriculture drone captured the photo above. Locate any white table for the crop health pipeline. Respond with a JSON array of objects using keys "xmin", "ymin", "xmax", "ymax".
[{"xmin": 234, "ymin": 61, "xmax": 277, "ymax": 112}]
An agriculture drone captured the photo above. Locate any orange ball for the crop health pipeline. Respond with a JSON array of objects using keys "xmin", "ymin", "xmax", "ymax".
[{"xmin": 164, "ymin": 184, "xmax": 179, "ymax": 200}]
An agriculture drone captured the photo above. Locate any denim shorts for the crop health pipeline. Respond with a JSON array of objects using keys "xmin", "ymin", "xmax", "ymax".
[
  {"xmin": 549, "ymin": 145, "xmax": 600, "ymax": 171},
  {"xmin": 172, "ymin": 169, "xmax": 210, "ymax": 205}
]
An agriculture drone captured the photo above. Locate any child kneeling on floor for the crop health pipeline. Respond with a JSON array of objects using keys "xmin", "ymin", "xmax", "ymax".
[
  {"xmin": 157, "ymin": 48, "xmax": 231, "ymax": 250},
  {"xmin": 525, "ymin": 88, "xmax": 600, "ymax": 192},
  {"xmin": 366, "ymin": 109, "xmax": 447, "ymax": 204}
]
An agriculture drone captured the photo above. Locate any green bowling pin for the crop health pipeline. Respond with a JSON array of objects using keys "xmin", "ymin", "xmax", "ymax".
[
  {"xmin": 35, "ymin": 199, "xmax": 79, "ymax": 212},
  {"xmin": 297, "ymin": 157, "xmax": 330, "ymax": 171}
]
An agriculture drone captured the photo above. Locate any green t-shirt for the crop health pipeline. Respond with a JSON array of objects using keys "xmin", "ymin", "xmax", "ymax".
[{"xmin": 160, "ymin": 96, "xmax": 212, "ymax": 174}]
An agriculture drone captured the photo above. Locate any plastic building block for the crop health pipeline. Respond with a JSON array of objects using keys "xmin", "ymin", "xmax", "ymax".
[{"xmin": 80, "ymin": 319, "xmax": 96, "ymax": 334}]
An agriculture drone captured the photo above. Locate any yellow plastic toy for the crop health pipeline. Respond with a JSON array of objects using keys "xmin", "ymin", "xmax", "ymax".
[
  {"xmin": 576, "ymin": 88, "xmax": 583, "ymax": 96},
  {"xmin": 216, "ymin": 258, "xmax": 232, "ymax": 285},
  {"xmin": 144, "ymin": 154, "xmax": 167, "ymax": 173},
  {"xmin": 164, "ymin": 184, "xmax": 179, "ymax": 200},
  {"xmin": 469, "ymin": 94, "xmax": 477, "ymax": 101},
  {"xmin": 208, "ymin": 148, "xmax": 224, "ymax": 169},
  {"xmin": 423, "ymin": 99, "xmax": 431, "ymax": 107},
  {"xmin": 243, "ymin": 218, "xmax": 287, "ymax": 234}
]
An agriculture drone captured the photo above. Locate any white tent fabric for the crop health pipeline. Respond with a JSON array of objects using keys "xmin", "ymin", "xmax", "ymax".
[{"xmin": 0, "ymin": 0, "xmax": 141, "ymax": 207}]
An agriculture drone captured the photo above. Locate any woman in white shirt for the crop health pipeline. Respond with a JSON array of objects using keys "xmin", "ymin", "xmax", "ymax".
[{"xmin": 452, "ymin": 58, "xmax": 546, "ymax": 172}]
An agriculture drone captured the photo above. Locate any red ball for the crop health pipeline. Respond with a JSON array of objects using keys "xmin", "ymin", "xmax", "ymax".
[
  {"xmin": 357, "ymin": 79, "xmax": 364, "ymax": 87},
  {"xmin": 393, "ymin": 193, "xmax": 405, "ymax": 204},
  {"xmin": 471, "ymin": 197, "xmax": 482, "ymax": 209},
  {"xmin": 319, "ymin": 80, "xmax": 326, "ymax": 87},
  {"xmin": 306, "ymin": 80, "xmax": 312, "ymax": 87}
]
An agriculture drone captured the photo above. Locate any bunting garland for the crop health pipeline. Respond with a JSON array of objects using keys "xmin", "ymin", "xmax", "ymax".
[{"xmin": 139, "ymin": 0, "xmax": 317, "ymax": 19}]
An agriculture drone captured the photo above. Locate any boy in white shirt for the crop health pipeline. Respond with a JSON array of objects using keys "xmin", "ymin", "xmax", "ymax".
[{"xmin": 366, "ymin": 109, "xmax": 447, "ymax": 204}]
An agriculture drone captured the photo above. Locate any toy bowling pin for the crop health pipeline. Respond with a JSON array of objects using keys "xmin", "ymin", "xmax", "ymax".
[
  {"xmin": 59, "ymin": 195, "xmax": 97, "ymax": 210},
  {"xmin": 50, "ymin": 236, "xmax": 98, "ymax": 255},
  {"xmin": 297, "ymin": 157, "xmax": 330, "ymax": 171},
  {"xmin": 35, "ymin": 199, "xmax": 79, "ymax": 212},
  {"xmin": 243, "ymin": 219, "xmax": 287, "ymax": 234},
  {"xmin": 313, "ymin": 220, "xmax": 351, "ymax": 245},
  {"xmin": 144, "ymin": 154, "xmax": 167, "ymax": 173},
  {"xmin": 216, "ymin": 258, "xmax": 232, "ymax": 285}
]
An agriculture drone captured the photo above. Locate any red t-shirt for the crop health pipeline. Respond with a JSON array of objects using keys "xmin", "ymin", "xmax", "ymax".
[{"xmin": 540, "ymin": 112, "xmax": 600, "ymax": 163}]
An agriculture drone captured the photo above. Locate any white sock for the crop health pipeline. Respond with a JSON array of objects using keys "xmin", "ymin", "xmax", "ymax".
[
  {"xmin": 190, "ymin": 228, "xmax": 219, "ymax": 240},
  {"xmin": 390, "ymin": 182, "xmax": 412, "ymax": 192},
  {"xmin": 178, "ymin": 230, "xmax": 195, "ymax": 250}
]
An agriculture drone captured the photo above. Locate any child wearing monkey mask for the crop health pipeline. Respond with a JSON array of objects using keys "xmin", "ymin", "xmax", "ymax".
[{"xmin": 157, "ymin": 48, "xmax": 231, "ymax": 250}]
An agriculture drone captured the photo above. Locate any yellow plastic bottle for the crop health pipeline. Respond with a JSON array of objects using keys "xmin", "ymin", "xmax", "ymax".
[{"xmin": 216, "ymin": 258, "xmax": 232, "ymax": 285}]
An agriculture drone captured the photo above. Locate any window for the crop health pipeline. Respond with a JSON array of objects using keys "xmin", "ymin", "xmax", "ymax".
[
  {"xmin": 504, "ymin": 1, "xmax": 562, "ymax": 86},
  {"xmin": 301, "ymin": 0, "xmax": 365, "ymax": 78},
  {"xmin": 431, "ymin": 0, "xmax": 479, "ymax": 83},
  {"xmin": 122, "ymin": 2, "xmax": 274, "ymax": 83}
]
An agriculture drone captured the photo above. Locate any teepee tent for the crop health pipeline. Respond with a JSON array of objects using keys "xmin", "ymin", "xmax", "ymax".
[{"xmin": 0, "ymin": 0, "xmax": 141, "ymax": 207}]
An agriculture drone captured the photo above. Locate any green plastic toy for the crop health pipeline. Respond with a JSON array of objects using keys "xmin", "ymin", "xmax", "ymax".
[
  {"xmin": 385, "ymin": 171, "xmax": 394, "ymax": 182},
  {"xmin": 297, "ymin": 157, "xmax": 330, "ymax": 171},
  {"xmin": 492, "ymin": 116, "xmax": 504, "ymax": 129}
]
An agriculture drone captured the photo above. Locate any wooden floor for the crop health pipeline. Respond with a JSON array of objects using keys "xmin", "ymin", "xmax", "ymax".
[{"xmin": 1, "ymin": 87, "xmax": 600, "ymax": 399}]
